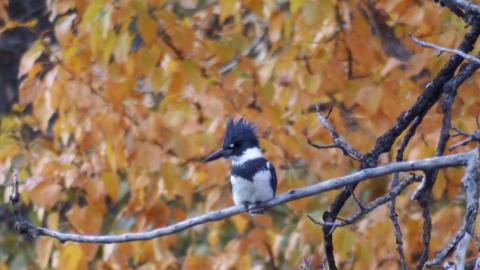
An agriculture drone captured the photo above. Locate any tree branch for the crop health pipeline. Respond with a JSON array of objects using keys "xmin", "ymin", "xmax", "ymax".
[
  {"xmin": 308, "ymin": 107, "xmax": 365, "ymax": 162},
  {"xmin": 307, "ymin": 174, "xmax": 421, "ymax": 228},
  {"xmin": 320, "ymin": 23, "xmax": 480, "ymax": 270},
  {"xmin": 409, "ymin": 34, "xmax": 480, "ymax": 65},
  {"xmin": 10, "ymin": 151, "xmax": 474, "ymax": 243},
  {"xmin": 426, "ymin": 142, "xmax": 480, "ymax": 267},
  {"xmin": 365, "ymin": 23, "xmax": 480, "ymax": 166}
]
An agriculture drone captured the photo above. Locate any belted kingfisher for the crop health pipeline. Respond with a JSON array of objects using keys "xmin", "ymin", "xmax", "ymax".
[{"xmin": 203, "ymin": 118, "xmax": 277, "ymax": 214}]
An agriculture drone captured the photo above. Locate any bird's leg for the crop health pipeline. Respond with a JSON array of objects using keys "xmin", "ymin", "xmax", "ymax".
[
  {"xmin": 242, "ymin": 201, "xmax": 251, "ymax": 212},
  {"xmin": 248, "ymin": 201, "xmax": 265, "ymax": 215}
]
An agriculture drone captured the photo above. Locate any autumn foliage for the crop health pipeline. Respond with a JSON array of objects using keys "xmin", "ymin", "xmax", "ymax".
[{"xmin": 1, "ymin": 0, "xmax": 480, "ymax": 269}]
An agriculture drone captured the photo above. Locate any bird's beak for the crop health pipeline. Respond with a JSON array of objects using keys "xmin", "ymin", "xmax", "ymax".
[{"xmin": 203, "ymin": 148, "xmax": 227, "ymax": 163}]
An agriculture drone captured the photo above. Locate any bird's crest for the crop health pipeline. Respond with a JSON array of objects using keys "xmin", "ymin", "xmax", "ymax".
[{"xmin": 223, "ymin": 118, "xmax": 258, "ymax": 147}]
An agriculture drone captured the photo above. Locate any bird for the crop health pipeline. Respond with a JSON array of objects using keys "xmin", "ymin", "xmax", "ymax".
[{"xmin": 203, "ymin": 118, "xmax": 277, "ymax": 214}]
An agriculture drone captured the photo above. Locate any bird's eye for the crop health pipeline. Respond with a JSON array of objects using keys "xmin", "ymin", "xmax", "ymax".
[{"xmin": 229, "ymin": 143, "xmax": 235, "ymax": 148}]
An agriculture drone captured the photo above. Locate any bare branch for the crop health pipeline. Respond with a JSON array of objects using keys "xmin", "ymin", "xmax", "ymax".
[
  {"xmin": 9, "ymin": 151, "xmax": 474, "ymax": 243},
  {"xmin": 410, "ymin": 34, "xmax": 480, "ymax": 65},
  {"xmin": 307, "ymin": 175, "xmax": 420, "ymax": 227},
  {"xmin": 426, "ymin": 148, "xmax": 480, "ymax": 267},
  {"xmin": 309, "ymin": 106, "xmax": 365, "ymax": 162},
  {"xmin": 426, "ymin": 226, "xmax": 467, "ymax": 267},
  {"xmin": 442, "ymin": 0, "xmax": 480, "ymax": 16},
  {"xmin": 450, "ymin": 127, "xmax": 480, "ymax": 150},
  {"xmin": 321, "ymin": 23, "xmax": 480, "ymax": 270},
  {"xmin": 389, "ymin": 174, "xmax": 409, "ymax": 270},
  {"xmin": 415, "ymin": 194, "xmax": 432, "ymax": 270}
]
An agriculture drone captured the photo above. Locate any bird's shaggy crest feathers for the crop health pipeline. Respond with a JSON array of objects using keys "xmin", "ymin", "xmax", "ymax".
[{"xmin": 222, "ymin": 118, "xmax": 259, "ymax": 148}]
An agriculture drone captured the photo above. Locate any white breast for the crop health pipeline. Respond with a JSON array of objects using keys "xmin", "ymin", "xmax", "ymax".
[
  {"xmin": 252, "ymin": 170, "xmax": 274, "ymax": 202},
  {"xmin": 230, "ymin": 175, "xmax": 255, "ymax": 206},
  {"xmin": 230, "ymin": 169, "xmax": 274, "ymax": 207}
]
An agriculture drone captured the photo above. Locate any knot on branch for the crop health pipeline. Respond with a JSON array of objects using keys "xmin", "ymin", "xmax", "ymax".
[
  {"xmin": 9, "ymin": 192, "xmax": 20, "ymax": 204},
  {"xmin": 14, "ymin": 220, "xmax": 39, "ymax": 238},
  {"xmin": 15, "ymin": 221, "xmax": 30, "ymax": 234}
]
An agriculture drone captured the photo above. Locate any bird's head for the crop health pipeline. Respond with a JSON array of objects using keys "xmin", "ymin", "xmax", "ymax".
[{"xmin": 203, "ymin": 118, "xmax": 260, "ymax": 163}]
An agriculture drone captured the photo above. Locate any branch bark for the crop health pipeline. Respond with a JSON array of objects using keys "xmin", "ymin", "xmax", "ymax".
[{"xmin": 10, "ymin": 151, "xmax": 474, "ymax": 243}]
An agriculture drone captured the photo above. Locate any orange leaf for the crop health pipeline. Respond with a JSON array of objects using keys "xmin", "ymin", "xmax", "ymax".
[
  {"xmin": 36, "ymin": 237, "xmax": 54, "ymax": 268},
  {"xmin": 137, "ymin": 15, "xmax": 157, "ymax": 46},
  {"xmin": 66, "ymin": 204, "xmax": 104, "ymax": 234},
  {"xmin": 167, "ymin": 71, "xmax": 185, "ymax": 95},
  {"xmin": 183, "ymin": 255, "xmax": 213, "ymax": 270},
  {"xmin": 30, "ymin": 182, "xmax": 63, "ymax": 210},
  {"xmin": 145, "ymin": 200, "xmax": 169, "ymax": 227},
  {"xmin": 101, "ymin": 171, "xmax": 119, "ymax": 202}
]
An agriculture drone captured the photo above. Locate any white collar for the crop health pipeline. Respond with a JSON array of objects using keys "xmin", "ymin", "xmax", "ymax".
[{"xmin": 231, "ymin": 147, "xmax": 263, "ymax": 166}]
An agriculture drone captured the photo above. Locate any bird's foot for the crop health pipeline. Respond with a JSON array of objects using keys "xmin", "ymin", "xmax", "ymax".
[{"xmin": 247, "ymin": 201, "xmax": 266, "ymax": 215}]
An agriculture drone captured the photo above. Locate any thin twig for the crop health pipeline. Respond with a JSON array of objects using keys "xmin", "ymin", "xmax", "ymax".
[
  {"xmin": 410, "ymin": 34, "xmax": 480, "ymax": 65},
  {"xmin": 309, "ymin": 106, "xmax": 365, "ymax": 162},
  {"xmin": 415, "ymin": 195, "xmax": 432, "ymax": 270},
  {"xmin": 307, "ymin": 175, "xmax": 420, "ymax": 227},
  {"xmin": 426, "ymin": 144, "xmax": 480, "ymax": 267}
]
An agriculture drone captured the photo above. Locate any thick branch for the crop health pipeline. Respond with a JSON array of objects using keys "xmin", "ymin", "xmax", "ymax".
[
  {"xmin": 322, "ymin": 23, "xmax": 480, "ymax": 270},
  {"xmin": 10, "ymin": 151, "xmax": 474, "ymax": 243},
  {"xmin": 365, "ymin": 23, "xmax": 480, "ymax": 165},
  {"xmin": 433, "ymin": 0, "xmax": 480, "ymax": 24}
]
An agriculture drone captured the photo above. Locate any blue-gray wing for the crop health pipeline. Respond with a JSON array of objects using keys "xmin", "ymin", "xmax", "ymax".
[{"xmin": 267, "ymin": 162, "xmax": 277, "ymax": 196}]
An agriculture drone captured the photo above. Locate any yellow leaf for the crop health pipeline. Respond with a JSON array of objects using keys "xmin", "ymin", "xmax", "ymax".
[
  {"xmin": 102, "ymin": 31, "xmax": 116, "ymax": 66},
  {"xmin": 230, "ymin": 215, "xmax": 248, "ymax": 232},
  {"xmin": 80, "ymin": 1, "xmax": 103, "ymax": 27},
  {"xmin": 58, "ymin": 242, "xmax": 84, "ymax": 270},
  {"xmin": 161, "ymin": 162, "xmax": 180, "ymax": 196},
  {"xmin": 89, "ymin": 20, "xmax": 102, "ymax": 56},
  {"xmin": 208, "ymin": 229, "xmax": 219, "ymax": 247},
  {"xmin": 0, "ymin": 135, "xmax": 20, "ymax": 161},
  {"xmin": 332, "ymin": 227, "xmax": 356, "ymax": 259},
  {"xmin": 101, "ymin": 171, "xmax": 119, "ymax": 202},
  {"xmin": 182, "ymin": 61, "xmax": 205, "ymax": 91},
  {"xmin": 219, "ymin": 0, "xmax": 235, "ymax": 22},
  {"xmin": 130, "ymin": 0, "xmax": 148, "ymax": 14},
  {"xmin": 48, "ymin": 212, "xmax": 59, "ymax": 230},
  {"xmin": 290, "ymin": 0, "xmax": 306, "ymax": 13},
  {"xmin": 236, "ymin": 255, "xmax": 252, "ymax": 270},
  {"xmin": 243, "ymin": 0, "xmax": 262, "ymax": 16},
  {"xmin": 114, "ymin": 31, "xmax": 133, "ymax": 62},
  {"xmin": 432, "ymin": 170, "xmax": 446, "ymax": 200}
]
